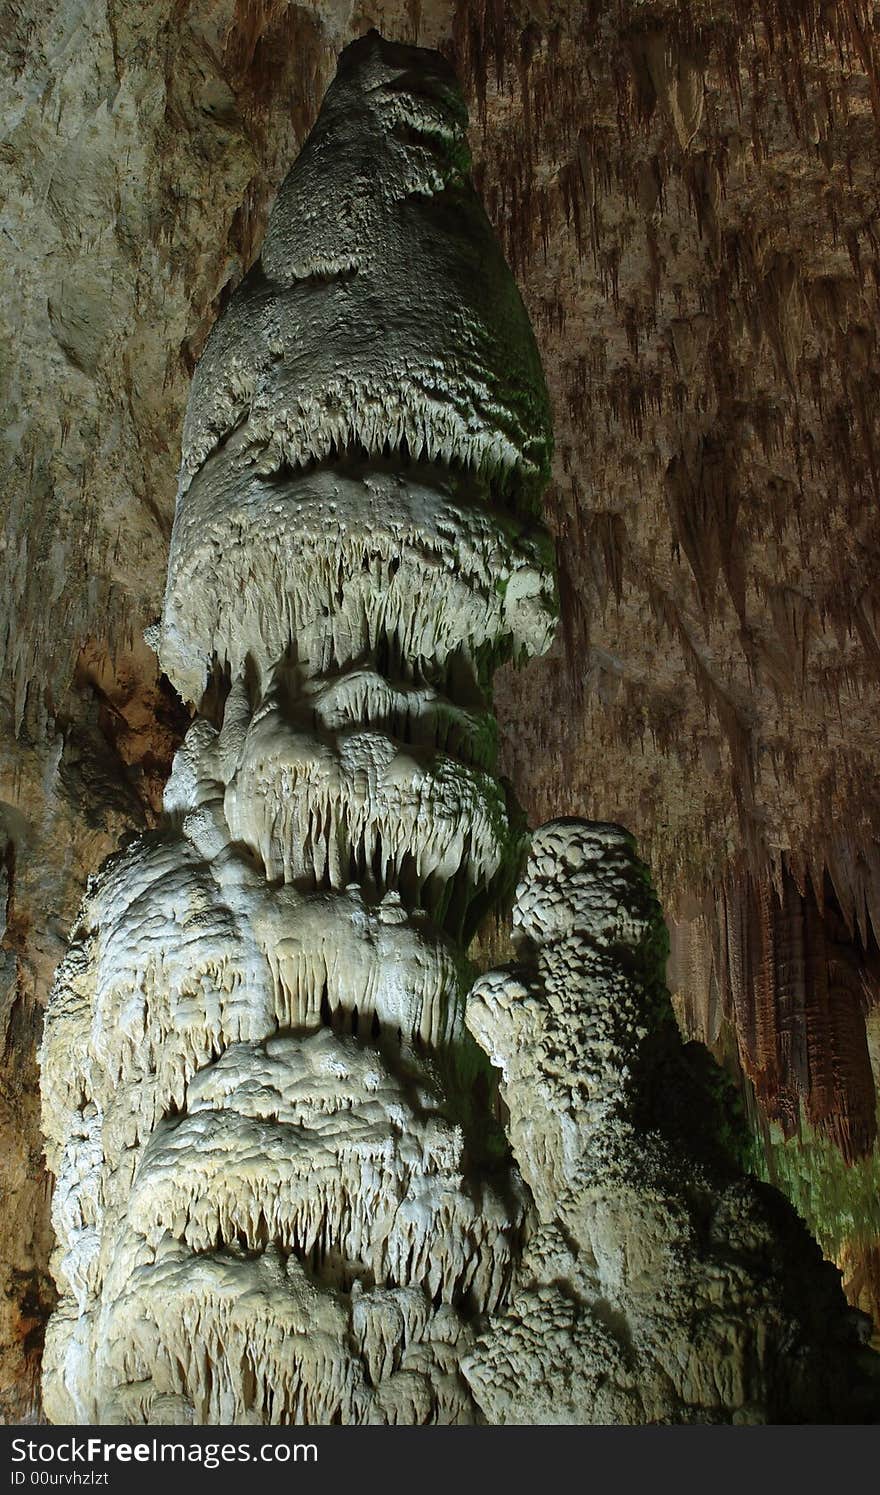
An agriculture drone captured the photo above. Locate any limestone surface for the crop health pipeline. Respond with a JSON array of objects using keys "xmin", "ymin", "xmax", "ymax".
[
  {"xmin": 40, "ymin": 32, "xmax": 550, "ymax": 1427},
  {"xmin": 6, "ymin": 2, "xmax": 880, "ymax": 1414},
  {"xmin": 39, "ymin": 29, "xmax": 879, "ymax": 1430},
  {"xmin": 178, "ymin": 33, "xmax": 552, "ymax": 509},
  {"xmin": 464, "ymin": 821, "xmax": 878, "ymax": 1423}
]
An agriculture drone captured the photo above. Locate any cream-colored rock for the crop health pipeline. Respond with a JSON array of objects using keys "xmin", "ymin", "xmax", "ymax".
[
  {"xmin": 7, "ymin": 0, "xmax": 880, "ymax": 1415},
  {"xmin": 40, "ymin": 695, "xmax": 525, "ymax": 1423},
  {"xmin": 178, "ymin": 33, "xmax": 552, "ymax": 508},
  {"xmin": 41, "ymin": 29, "xmax": 877, "ymax": 1431},
  {"xmin": 40, "ymin": 33, "xmax": 550, "ymax": 1427},
  {"xmin": 159, "ymin": 456, "xmax": 555, "ymax": 703},
  {"xmin": 464, "ymin": 820, "xmax": 877, "ymax": 1424}
]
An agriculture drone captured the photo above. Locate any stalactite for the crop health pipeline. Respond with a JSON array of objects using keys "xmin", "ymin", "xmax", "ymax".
[{"xmin": 670, "ymin": 861, "xmax": 879, "ymax": 1163}]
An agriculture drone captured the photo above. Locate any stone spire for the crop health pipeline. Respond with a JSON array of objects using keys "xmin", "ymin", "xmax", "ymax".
[
  {"xmin": 39, "ymin": 31, "xmax": 555, "ymax": 1426},
  {"xmin": 39, "ymin": 31, "xmax": 877, "ymax": 1428}
]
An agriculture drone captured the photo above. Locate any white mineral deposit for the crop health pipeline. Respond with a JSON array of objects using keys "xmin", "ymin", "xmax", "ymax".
[{"xmin": 40, "ymin": 32, "xmax": 877, "ymax": 1428}]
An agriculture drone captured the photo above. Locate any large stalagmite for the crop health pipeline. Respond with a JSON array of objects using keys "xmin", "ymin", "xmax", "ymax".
[
  {"xmin": 40, "ymin": 31, "xmax": 554, "ymax": 1427},
  {"xmin": 40, "ymin": 31, "xmax": 877, "ymax": 1426}
]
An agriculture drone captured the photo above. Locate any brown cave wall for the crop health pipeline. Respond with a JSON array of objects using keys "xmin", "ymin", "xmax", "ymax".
[
  {"xmin": 670, "ymin": 862, "xmax": 880, "ymax": 1163},
  {"xmin": 2, "ymin": 0, "xmax": 880, "ymax": 1416},
  {"xmin": 482, "ymin": 0, "xmax": 880, "ymax": 1337}
]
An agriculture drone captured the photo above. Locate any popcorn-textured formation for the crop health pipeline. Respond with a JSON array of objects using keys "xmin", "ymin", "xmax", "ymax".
[{"xmin": 463, "ymin": 820, "xmax": 878, "ymax": 1424}]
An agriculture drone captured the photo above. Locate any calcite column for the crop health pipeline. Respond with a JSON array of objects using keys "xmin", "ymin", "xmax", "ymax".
[{"xmin": 39, "ymin": 33, "xmax": 556, "ymax": 1426}]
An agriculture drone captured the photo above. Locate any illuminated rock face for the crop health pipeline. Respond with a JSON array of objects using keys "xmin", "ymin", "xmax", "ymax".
[
  {"xmin": 39, "ymin": 32, "xmax": 552, "ymax": 1426},
  {"xmin": 40, "ymin": 31, "xmax": 876, "ymax": 1428},
  {"xmin": 464, "ymin": 821, "xmax": 875, "ymax": 1424}
]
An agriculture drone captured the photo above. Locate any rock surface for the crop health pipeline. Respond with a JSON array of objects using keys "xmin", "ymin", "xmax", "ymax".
[
  {"xmin": 39, "ymin": 32, "xmax": 549, "ymax": 1426},
  {"xmin": 465, "ymin": 820, "xmax": 877, "ymax": 1423},
  {"xmin": 39, "ymin": 31, "xmax": 880, "ymax": 1427},
  {"xmin": 3, "ymin": 0, "xmax": 880, "ymax": 1414}
]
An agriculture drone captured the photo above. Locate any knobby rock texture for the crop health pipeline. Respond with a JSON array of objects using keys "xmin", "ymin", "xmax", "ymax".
[
  {"xmin": 466, "ymin": 820, "xmax": 876, "ymax": 1423},
  {"xmin": 2, "ymin": 0, "xmax": 880, "ymax": 1416}
]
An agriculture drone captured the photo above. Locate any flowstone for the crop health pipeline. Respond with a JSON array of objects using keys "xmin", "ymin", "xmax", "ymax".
[{"xmin": 40, "ymin": 32, "xmax": 877, "ymax": 1426}]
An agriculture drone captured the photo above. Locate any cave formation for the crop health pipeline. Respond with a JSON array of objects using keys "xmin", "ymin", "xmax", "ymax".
[
  {"xmin": 3, "ymin": 1, "xmax": 880, "ymax": 1425},
  {"xmin": 35, "ymin": 31, "xmax": 879, "ymax": 1427}
]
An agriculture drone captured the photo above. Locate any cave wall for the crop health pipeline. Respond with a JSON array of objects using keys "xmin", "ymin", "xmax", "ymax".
[{"xmin": 2, "ymin": 0, "xmax": 880, "ymax": 1418}]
